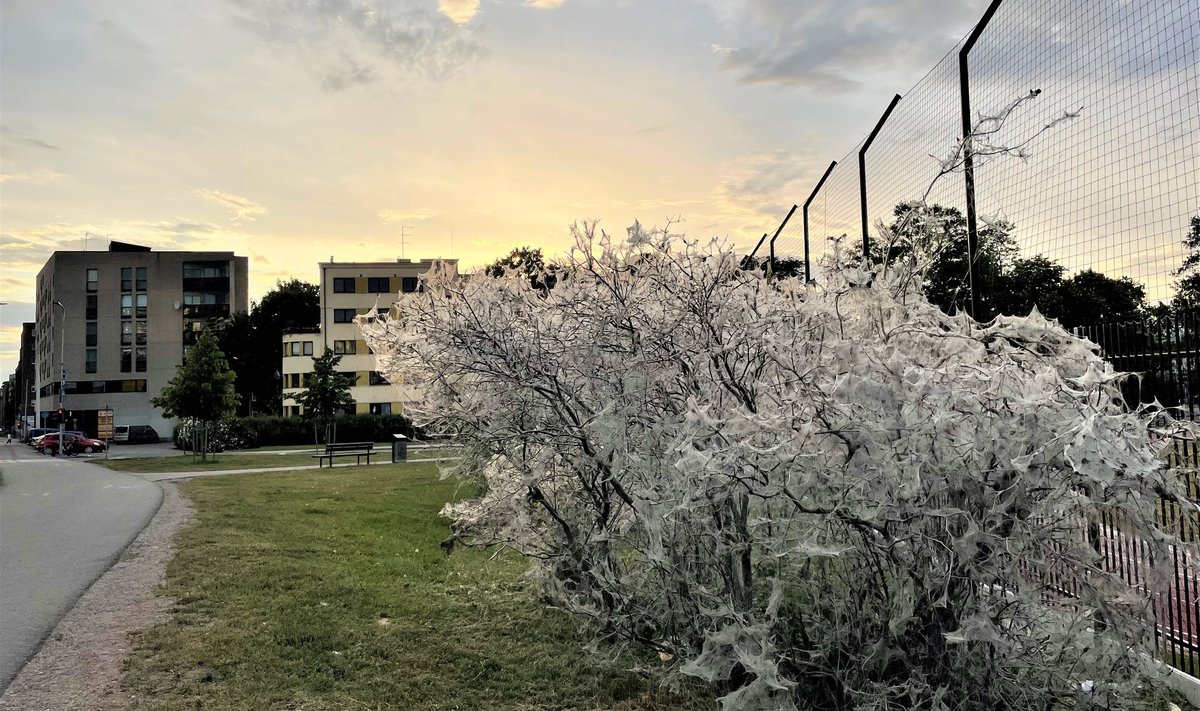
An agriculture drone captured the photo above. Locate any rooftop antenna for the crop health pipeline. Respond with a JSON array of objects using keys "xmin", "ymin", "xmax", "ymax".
[{"xmin": 400, "ymin": 226, "xmax": 413, "ymax": 260}]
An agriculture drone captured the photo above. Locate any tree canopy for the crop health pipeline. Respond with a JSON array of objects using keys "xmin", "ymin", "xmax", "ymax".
[
  {"xmin": 294, "ymin": 348, "xmax": 356, "ymax": 444},
  {"xmin": 219, "ymin": 278, "xmax": 320, "ymax": 415},
  {"xmin": 152, "ymin": 329, "xmax": 239, "ymax": 460}
]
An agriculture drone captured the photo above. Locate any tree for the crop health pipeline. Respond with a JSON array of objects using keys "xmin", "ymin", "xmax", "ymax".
[
  {"xmin": 1173, "ymin": 215, "xmax": 1200, "ymax": 306},
  {"xmin": 363, "ymin": 221, "xmax": 1188, "ymax": 710},
  {"xmin": 485, "ymin": 246, "xmax": 559, "ymax": 290},
  {"xmin": 991, "ymin": 255, "xmax": 1065, "ymax": 319},
  {"xmin": 1055, "ymin": 269, "xmax": 1145, "ymax": 328},
  {"xmin": 151, "ymin": 329, "xmax": 239, "ymax": 461},
  {"xmin": 219, "ymin": 279, "xmax": 320, "ymax": 416},
  {"xmin": 294, "ymin": 348, "xmax": 355, "ymax": 445},
  {"xmin": 873, "ymin": 202, "xmax": 1016, "ymax": 320}
]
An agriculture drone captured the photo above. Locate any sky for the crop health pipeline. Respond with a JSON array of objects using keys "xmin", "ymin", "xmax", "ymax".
[{"xmin": 0, "ymin": 0, "xmax": 995, "ymax": 373}]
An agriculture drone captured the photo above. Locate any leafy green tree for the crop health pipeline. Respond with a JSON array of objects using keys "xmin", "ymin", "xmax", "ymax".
[
  {"xmin": 219, "ymin": 279, "xmax": 320, "ymax": 415},
  {"xmin": 1055, "ymin": 270, "xmax": 1146, "ymax": 328},
  {"xmin": 486, "ymin": 246, "xmax": 559, "ymax": 290},
  {"xmin": 1173, "ymin": 216, "xmax": 1200, "ymax": 306},
  {"xmin": 295, "ymin": 348, "xmax": 356, "ymax": 446},
  {"xmin": 992, "ymin": 255, "xmax": 1066, "ymax": 319},
  {"xmin": 885, "ymin": 203, "xmax": 1016, "ymax": 320},
  {"xmin": 151, "ymin": 329, "xmax": 239, "ymax": 461}
]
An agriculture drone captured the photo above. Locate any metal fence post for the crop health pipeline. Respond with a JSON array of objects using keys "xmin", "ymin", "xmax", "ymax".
[
  {"xmin": 768, "ymin": 204, "xmax": 798, "ymax": 277},
  {"xmin": 803, "ymin": 161, "xmax": 838, "ymax": 283},
  {"xmin": 959, "ymin": 0, "xmax": 1005, "ymax": 319},
  {"xmin": 859, "ymin": 94, "xmax": 902, "ymax": 260}
]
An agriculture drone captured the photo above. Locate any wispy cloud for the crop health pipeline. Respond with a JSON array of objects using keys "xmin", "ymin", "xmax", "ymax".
[
  {"xmin": 194, "ymin": 189, "xmax": 268, "ymax": 222},
  {"xmin": 232, "ymin": 0, "xmax": 485, "ymax": 90},
  {"xmin": 378, "ymin": 208, "xmax": 432, "ymax": 222},
  {"xmin": 524, "ymin": 0, "xmax": 566, "ymax": 9},
  {"xmin": 0, "ymin": 168, "xmax": 63, "ymax": 183},
  {"xmin": 707, "ymin": 0, "xmax": 981, "ymax": 92}
]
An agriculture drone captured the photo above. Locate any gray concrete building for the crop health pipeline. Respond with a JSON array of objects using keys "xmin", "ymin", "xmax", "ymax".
[{"xmin": 35, "ymin": 241, "xmax": 248, "ymax": 438}]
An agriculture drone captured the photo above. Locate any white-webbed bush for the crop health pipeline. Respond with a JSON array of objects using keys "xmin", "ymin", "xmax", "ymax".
[{"xmin": 362, "ymin": 221, "xmax": 1194, "ymax": 710}]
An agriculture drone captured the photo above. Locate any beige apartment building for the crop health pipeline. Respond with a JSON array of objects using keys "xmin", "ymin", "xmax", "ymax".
[
  {"xmin": 35, "ymin": 241, "xmax": 249, "ymax": 437},
  {"xmin": 281, "ymin": 258, "xmax": 456, "ymax": 417}
]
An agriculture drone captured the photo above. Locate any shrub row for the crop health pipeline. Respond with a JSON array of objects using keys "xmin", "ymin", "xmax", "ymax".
[{"xmin": 173, "ymin": 413, "xmax": 419, "ymax": 450}]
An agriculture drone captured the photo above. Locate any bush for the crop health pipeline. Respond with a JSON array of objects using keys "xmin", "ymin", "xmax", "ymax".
[
  {"xmin": 174, "ymin": 413, "xmax": 420, "ymax": 449},
  {"xmin": 172, "ymin": 418, "xmax": 256, "ymax": 452}
]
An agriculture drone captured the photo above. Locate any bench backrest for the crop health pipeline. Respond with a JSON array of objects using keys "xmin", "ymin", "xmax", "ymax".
[{"xmin": 325, "ymin": 442, "xmax": 374, "ymax": 453}]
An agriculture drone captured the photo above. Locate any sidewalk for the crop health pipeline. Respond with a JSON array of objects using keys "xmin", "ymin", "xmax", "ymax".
[{"xmin": 126, "ymin": 456, "xmax": 463, "ymax": 482}]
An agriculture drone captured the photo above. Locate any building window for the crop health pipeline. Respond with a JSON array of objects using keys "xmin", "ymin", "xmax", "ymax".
[
  {"xmin": 135, "ymin": 267, "xmax": 147, "ymax": 291},
  {"xmin": 136, "ymin": 348, "xmax": 147, "ymax": 372},
  {"xmin": 370, "ymin": 402, "xmax": 392, "ymax": 415},
  {"xmin": 86, "ymin": 295, "xmax": 98, "ymax": 320},
  {"xmin": 333, "ymin": 340, "xmax": 356, "ymax": 355},
  {"xmin": 85, "ymin": 349, "xmax": 97, "ymax": 374},
  {"xmin": 121, "ymin": 267, "xmax": 133, "ymax": 292},
  {"xmin": 120, "ymin": 294, "xmax": 133, "ymax": 318},
  {"xmin": 334, "ymin": 308, "xmax": 356, "ymax": 323},
  {"xmin": 136, "ymin": 294, "xmax": 147, "ymax": 318},
  {"xmin": 401, "ymin": 277, "xmax": 418, "ymax": 293},
  {"xmin": 333, "ymin": 277, "xmax": 356, "ymax": 293},
  {"xmin": 120, "ymin": 348, "xmax": 132, "ymax": 373},
  {"xmin": 86, "ymin": 321, "xmax": 98, "ymax": 347},
  {"xmin": 369, "ymin": 371, "xmax": 389, "ymax": 386},
  {"xmin": 86, "ymin": 269, "xmax": 98, "ymax": 292},
  {"xmin": 367, "ymin": 277, "xmax": 390, "ymax": 293},
  {"xmin": 183, "ymin": 262, "xmax": 227, "ymax": 278},
  {"xmin": 304, "ymin": 341, "xmax": 313, "ymax": 355},
  {"xmin": 136, "ymin": 321, "xmax": 147, "ymax": 345},
  {"xmin": 121, "ymin": 321, "xmax": 133, "ymax": 345}
]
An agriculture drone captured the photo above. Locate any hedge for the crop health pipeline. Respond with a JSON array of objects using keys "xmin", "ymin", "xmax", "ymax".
[{"xmin": 173, "ymin": 413, "xmax": 419, "ymax": 450}]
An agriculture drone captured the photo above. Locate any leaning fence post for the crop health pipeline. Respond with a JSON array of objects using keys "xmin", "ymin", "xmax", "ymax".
[
  {"xmin": 859, "ymin": 94, "xmax": 902, "ymax": 260},
  {"xmin": 959, "ymin": 0, "xmax": 1006, "ymax": 319},
  {"xmin": 803, "ymin": 161, "xmax": 838, "ymax": 283}
]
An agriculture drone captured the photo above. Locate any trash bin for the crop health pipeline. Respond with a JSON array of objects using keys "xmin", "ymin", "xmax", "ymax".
[{"xmin": 391, "ymin": 434, "xmax": 409, "ymax": 463}]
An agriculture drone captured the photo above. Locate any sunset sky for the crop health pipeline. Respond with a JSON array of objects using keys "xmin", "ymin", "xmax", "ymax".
[{"xmin": 0, "ymin": 0, "xmax": 996, "ymax": 370}]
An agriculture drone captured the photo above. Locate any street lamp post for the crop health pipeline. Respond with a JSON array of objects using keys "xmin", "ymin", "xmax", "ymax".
[{"xmin": 53, "ymin": 300, "xmax": 65, "ymax": 456}]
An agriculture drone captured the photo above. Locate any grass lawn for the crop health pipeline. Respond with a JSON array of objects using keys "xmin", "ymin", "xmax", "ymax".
[
  {"xmin": 95, "ymin": 448, "xmax": 456, "ymax": 474},
  {"xmin": 123, "ymin": 463, "xmax": 712, "ymax": 710}
]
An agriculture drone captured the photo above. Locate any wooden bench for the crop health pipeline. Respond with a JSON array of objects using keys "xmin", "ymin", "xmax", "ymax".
[{"xmin": 313, "ymin": 441, "xmax": 375, "ymax": 468}]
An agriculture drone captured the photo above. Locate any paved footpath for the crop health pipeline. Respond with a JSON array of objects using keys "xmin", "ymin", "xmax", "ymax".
[{"xmin": 0, "ymin": 444, "xmax": 162, "ymax": 692}]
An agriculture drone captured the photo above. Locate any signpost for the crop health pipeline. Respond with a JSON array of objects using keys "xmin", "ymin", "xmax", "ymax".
[{"xmin": 98, "ymin": 407, "xmax": 114, "ymax": 459}]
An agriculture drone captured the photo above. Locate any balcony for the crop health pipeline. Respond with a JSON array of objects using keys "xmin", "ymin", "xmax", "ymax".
[{"xmin": 182, "ymin": 303, "xmax": 230, "ymax": 319}]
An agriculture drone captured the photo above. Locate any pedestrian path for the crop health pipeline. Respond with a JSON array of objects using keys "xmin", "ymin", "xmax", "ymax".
[{"xmin": 130, "ymin": 456, "xmax": 463, "ymax": 482}]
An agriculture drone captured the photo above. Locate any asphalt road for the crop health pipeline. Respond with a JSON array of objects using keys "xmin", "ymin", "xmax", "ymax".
[{"xmin": 0, "ymin": 443, "xmax": 162, "ymax": 692}]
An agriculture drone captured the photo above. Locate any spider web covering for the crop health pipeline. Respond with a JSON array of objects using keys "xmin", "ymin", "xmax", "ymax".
[{"xmin": 362, "ymin": 225, "xmax": 1195, "ymax": 710}]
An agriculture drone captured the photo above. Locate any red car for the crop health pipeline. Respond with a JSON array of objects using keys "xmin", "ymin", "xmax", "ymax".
[{"xmin": 36, "ymin": 432, "xmax": 108, "ymax": 455}]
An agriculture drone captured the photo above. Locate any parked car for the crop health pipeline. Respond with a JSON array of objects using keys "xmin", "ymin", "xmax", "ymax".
[
  {"xmin": 113, "ymin": 425, "xmax": 159, "ymax": 444},
  {"xmin": 23, "ymin": 427, "xmax": 55, "ymax": 444},
  {"xmin": 37, "ymin": 432, "xmax": 108, "ymax": 455}
]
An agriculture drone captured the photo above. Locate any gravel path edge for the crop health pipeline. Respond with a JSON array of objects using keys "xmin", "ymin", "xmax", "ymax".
[{"xmin": 0, "ymin": 483, "xmax": 194, "ymax": 711}]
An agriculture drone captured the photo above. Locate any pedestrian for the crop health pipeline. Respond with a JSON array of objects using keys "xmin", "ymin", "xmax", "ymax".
[{"xmin": 4, "ymin": 430, "xmax": 12, "ymax": 445}]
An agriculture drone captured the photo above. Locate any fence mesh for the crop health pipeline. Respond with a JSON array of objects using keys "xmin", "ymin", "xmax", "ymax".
[{"xmin": 767, "ymin": 0, "xmax": 1199, "ymax": 305}]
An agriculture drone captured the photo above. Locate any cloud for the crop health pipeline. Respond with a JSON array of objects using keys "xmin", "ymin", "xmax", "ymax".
[
  {"xmin": 232, "ymin": 0, "xmax": 484, "ymax": 89},
  {"xmin": 439, "ymin": 0, "xmax": 480, "ymax": 24},
  {"xmin": 0, "ymin": 124, "xmax": 60, "ymax": 151},
  {"xmin": 524, "ymin": 0, "xmax": 566, "ymax": 8},
  {"xmin": 707, "ymin": 0, "xmax": 982, "ymax": 92},
  {"xmin": 0, "ymin": 168, "xmax": 63, "ymax": 183},
  {"xmin": 378, "ymin": 208, "xmax": 432, "ymax": 222},
  {"xmin": 194, "ymin": 189, "xmax": 269, "ymax": 222}
]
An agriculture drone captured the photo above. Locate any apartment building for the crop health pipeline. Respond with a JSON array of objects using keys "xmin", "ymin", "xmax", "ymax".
[
  {"xmin": 35, "ymin": 241, "xmax": 248, "ymax": 437},
  {"xmin": 281, "ymin": 258, "xmax": 455, "ymax": 416}
]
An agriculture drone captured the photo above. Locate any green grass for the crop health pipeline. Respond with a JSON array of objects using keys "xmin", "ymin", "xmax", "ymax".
[
  {"xmin": 97, "ymin": 452, "xmax": 325, "ymax": 473},
  {"xmin": 94, "ymin": 448, "xmax": 456, "ymax": 474},
  {"xmin": 123, "ymin": 464, "xmax": 711, "ymax": 710}
]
